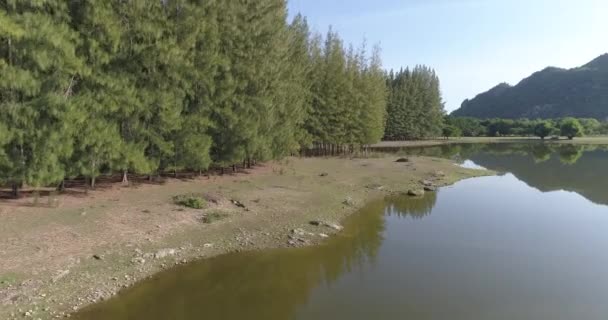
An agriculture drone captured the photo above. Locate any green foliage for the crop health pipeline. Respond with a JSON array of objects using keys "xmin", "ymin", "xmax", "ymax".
[
  {"xmin": 578, "ymin": 118, "xmax": 602, "ymax": 135},
  {"xmin": 0, "ymin": 1, "xmax": 84, "ymax": 192},
  {"xmin": 447, "ymin": 116, "xmax": 605, "ymax": 139},
  {"xmin": 442, "ymin": 125, "xmax": 462, "ymax": 139},
  {"xmin": 453, "ymin": 54, "xmax": 608, "ymax": 119},
  {"xmin": 0, "ymin": 0, "xmax": 393, "ymax": 194},
  {"xmin": 559, "ymin": 117, "xmax": 584, "ymax": 140},
  {"xmin": 534, "ymin": 121, "xmax": 557, "ymax": 140},
  {"xmin": 384, "ymin": 67, "xmax": 445, "ymax": 140},
  {"xmin": 173, "ymin": 194, "xmax": 207, "ymax": 210},
  {"xmin": 305, "ymin": 29, "xmax": 387, "ymax": 149},
  {"xmin": 445, "ymin": 117, "xmax": 486, "ymax": 137}
]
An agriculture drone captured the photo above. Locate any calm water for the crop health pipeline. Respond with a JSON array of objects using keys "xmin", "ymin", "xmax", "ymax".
[{"xmin": 77, "ymin": 143, "xmax": 608, "ymax": 320}]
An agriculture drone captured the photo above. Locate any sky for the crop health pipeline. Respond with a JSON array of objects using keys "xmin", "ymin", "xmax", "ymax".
[{"xmin": 287, "ymin": 0, "xmax": 608, "ymax": 112}]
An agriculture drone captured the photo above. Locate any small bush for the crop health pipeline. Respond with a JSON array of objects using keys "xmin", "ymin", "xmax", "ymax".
[{"xmin": 173, "ymin": 194, "xmax": 207, "ymax": 209}]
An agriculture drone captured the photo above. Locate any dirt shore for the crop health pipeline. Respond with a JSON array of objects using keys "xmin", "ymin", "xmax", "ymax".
[{"xmin": 0, "ymin": 155, "xmax": 490, "ymax": 319}]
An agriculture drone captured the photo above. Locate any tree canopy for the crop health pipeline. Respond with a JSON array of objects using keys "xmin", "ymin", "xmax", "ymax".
[
  {"xmin": 384, "ymin": 67, "xmax": 445, "ymax": 140},
  {"xmin": 0, "ymin": 0, "xmax": 397, "ymax": 195}
]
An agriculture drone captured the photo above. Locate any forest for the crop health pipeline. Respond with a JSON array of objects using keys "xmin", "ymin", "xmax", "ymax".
[{"xmin": 0, "ymin": 0, "xmax": 444, "ymax": 196}]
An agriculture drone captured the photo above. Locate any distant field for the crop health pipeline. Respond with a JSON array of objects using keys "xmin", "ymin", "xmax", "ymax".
[{"xmin": 373, "ymin": 136, "xmax": 608, "ymax": 148}]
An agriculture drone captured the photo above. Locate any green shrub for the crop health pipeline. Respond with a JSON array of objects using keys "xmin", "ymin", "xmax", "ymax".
[{"xmin": 173, "ymin": 194, "xmax": 207, "ymax": 209}]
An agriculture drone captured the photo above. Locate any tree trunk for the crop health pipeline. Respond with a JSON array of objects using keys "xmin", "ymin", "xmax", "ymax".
[
  {"xmin": 57, "ymin": 180, "xmax": 65, "ymax": 192},
  {"xmin": 232, "ymin": 164, "xmax": 236, "ymax": 173},
  {"xmin": 122, "ymin": 171, "xmax": 129, "ymax": 185},
  {"xmin": 90, "ymin": 176, "xmax": 96, "ymax": 189},
  {"xmin": 11, "ymin": 183, "xmax": 19, "ymax": 199}
]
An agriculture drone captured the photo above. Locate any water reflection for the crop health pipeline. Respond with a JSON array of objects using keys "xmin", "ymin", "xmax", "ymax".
[
  {"xmin": 385, "ymin": 193, "xmax": 437, "ymax": 219},
  {"xmin": 76, "ymin": 200, "xmax": 387, "ymax": 320},
  {"xmin": 76, "ymin": 143, "xmax": 608, "ymax": 320},
  {"xmin": 397, "ymin": 143, "xmax": 608, "ymax": 206}
]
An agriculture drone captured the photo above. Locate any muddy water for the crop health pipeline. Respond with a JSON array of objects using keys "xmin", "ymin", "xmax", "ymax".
[{"xmin": 77, "ymin": 144, "xmax": 608, "ymax": 320}]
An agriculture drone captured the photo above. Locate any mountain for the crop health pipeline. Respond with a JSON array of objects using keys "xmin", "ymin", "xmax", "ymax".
[{"xmin": 452, "ymin": 54, "xmax": 608, "ymax": 120}]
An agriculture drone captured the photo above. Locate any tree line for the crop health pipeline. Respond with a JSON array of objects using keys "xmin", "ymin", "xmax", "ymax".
[
  {"xmin": 444, "ymin": 117, "xmax": 608, "ymax": 140},
  {"xmin": 0, "ymin": 0, "xmax": 397, "ymax": 196}
]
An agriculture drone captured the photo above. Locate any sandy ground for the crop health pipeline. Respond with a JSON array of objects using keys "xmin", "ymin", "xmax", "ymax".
[{"xmin": 0, "ymin": 155, "xmax": 490, "ymax": 319}]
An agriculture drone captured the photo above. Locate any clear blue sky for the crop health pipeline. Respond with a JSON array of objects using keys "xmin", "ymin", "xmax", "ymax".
[{"xmin": 287, "ymin": 0, "xmax": 608, "ymax": 112}]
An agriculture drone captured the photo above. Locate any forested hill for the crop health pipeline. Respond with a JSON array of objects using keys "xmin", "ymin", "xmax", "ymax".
[{"xmin": 452, "ymin": 54, "xmax": 608, "ymax": 120}]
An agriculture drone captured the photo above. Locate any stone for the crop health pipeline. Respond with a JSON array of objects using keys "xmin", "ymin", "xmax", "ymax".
[
  {"xmin": 92, "ymin": 254, "xmax": 103, "ymax": 261},
  {"xmin": 309, "ymin": 221, "xmax": 322, "ymax": 226},
  {"xmin": 319, "ymin": 172, "xmax": 329, "ymax": 177},
  {"xmin": 424, "ymin": 186, "xmax": 437, "ymax": 192},
  {"xmin": 324, "ymin": 223, "xmax": 343, "ymax": 231},
  {"xmin": 154, "ymin": 248, "xmax": 176, "ymax": 259},
  {"xmin": 420, "ymin": 180, "xmax": 434, "ymax": 187},
  {"xmin": 319, "ymin": 233, "xmax": 330, "ymax": 238},
  {"xmin": 407, "ymin": 189, "xmax": 425, "ymax": 197},
  {"xmin": 292, "ymin": 228, "xmax": 314, "ymax": 237},
  {"xmin": 231, "ymin": 200, "xmax": 246, "ymax": 209},
  {"xmin": 395, "ymin": 158, "xmax": 409, "ymax": 163},
  {"xmin": 343, "ymin": 196, "xmax": 355, "ymax": 206}
]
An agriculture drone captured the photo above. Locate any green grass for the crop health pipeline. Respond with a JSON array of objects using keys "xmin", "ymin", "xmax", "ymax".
[{"xmin": 173, "ymin": 194, "xmax": 207, "ymax": 209}]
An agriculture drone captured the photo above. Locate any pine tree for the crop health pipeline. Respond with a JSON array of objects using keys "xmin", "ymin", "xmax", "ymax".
[
  {"xmin": 272, "ymin": 13, "xmax": 313, "ymax": 156},
  {"xmin": 68, "ymin": 0, "xmax": 127, "ymax": 188},
  {"xmin": 384, "ymin": 66, "xmax": 444, "ymax": 140},
  {"xmin": 360, "ymin": 45, "xmax": 387, "ymax": 144},
  {"xmin": 172, "ymin": 0, "xmax": 216, "ymax": 174},
  {"xmin": 0, "ymin": 1, "xmax": 84, "ymax": 195},
  {"xmin": 0, "ymin": 0, "xmax": 399, "ymax": 194}
]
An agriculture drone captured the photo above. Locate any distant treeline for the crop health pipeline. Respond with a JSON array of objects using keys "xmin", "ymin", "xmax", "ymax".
[{"xmin": 444, "ymin": 117, "xmax": 608, "ymax": 139}]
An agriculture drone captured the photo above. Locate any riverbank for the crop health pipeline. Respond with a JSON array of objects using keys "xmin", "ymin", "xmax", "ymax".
[
  {"xmin": 0, "ymin": 155, "xmax": 489, "ymax": 319},
  {"xmin": 374, "ymin": 136, "xmax": 608, "ymax": 148}
]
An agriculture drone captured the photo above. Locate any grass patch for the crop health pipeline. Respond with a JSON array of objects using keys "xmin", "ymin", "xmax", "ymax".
[
  {"xmin": 173, "ymin": 194, "xmax": 207, "ymax": 209},
  {"xmin": 0, "ymin": 274, "xmax": 19, "ymax": 289},
  {"xmin": 201, "ymin": 211, "xmax": 229, "ymax": 224}
]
